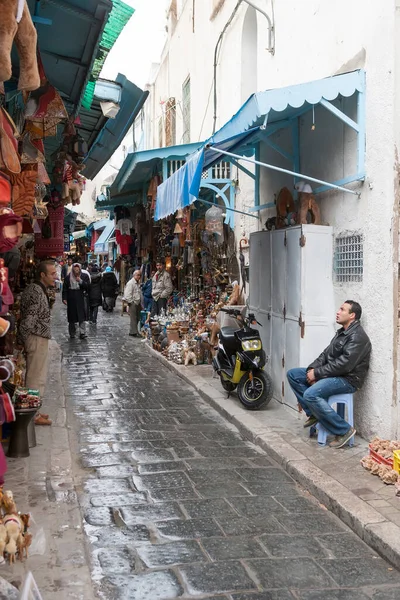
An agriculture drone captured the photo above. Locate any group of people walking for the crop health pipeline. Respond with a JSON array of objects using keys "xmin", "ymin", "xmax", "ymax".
[
  {"xmin": 60, "ymin": 258, "xmax": 173, "ymax": 340},
  {"xmin": 61, "ymin": 261, "xmax": 118, "ymax": 338}
]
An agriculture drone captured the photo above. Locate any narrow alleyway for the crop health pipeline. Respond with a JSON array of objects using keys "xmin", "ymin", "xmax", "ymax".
[
  {"xmin": 51, "ymin": 299, "xmax": 400, "ymax": 600},
  {"xmin": 6, "ymin": 298, "xmax": 400, "ymax": 599}
]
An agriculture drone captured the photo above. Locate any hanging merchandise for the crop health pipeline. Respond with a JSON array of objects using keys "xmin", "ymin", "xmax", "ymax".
[
  {"xmin": 116, "ymin": 217, "xmax": 132, "ymax": 236},
  {"xmin": 37, "ymin": 161, "xmax": 50, "ymax": 185},
  {"xmin": 0, "ymin": 210, "xmax": 22, "ymax": 252},
  {"xmin": 9, "ymin": 167, "xmax": 37, "ymax": 216},
  {"xmin": 71, "ymin": 134, "xmax": 88, "ymax": 159},
  {"xmin": 24, "ymin": 55, "xmax": 68, "ymax": 139},
  {"xmin": 0, "ymin": 173, "xmax": 11, "ymax": 206},
  {"xmin": 41, "ymin": 216, "xmax": 51, "ymax": 239},
  {"xmin": 174, "ymin": 222, "xmax": 183, "ymax": 234},
  {"xmin": 0, "ymin": 0, "xmax": 40, "ymax": 91},
  {"xmin": 0, "ymin": 108, "xmax": 21, "ymax": 174},
  {"xmin": 205, "ymin": 205, "xmax": 224, "ymax": 241},
  {"xmin": 171, "ymin": 235, "xmax": 180, "ymax": 258},
  {"xmin": 19, "ymin": 131, "xmax": 44, "ymax": 165}
]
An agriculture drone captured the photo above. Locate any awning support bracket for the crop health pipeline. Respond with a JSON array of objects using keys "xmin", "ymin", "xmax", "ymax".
[{"xmin": 206, "ymin": 145, "xmax": 362, "ymax": 198}]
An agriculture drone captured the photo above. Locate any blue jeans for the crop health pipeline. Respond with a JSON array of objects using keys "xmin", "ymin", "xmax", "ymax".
[{"xmin": 286, "ymin": 368, "xmax": 356, "ymax": 436}]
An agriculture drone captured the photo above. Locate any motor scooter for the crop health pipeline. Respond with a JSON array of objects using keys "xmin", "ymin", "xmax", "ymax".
[{"xmin": 212, "ymin": 307, "xmax": 273, "ymax": 410}]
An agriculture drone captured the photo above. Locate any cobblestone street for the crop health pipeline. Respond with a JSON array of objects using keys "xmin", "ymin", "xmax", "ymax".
[
  {"xmin": 5, "ymin": 299, "xmax": 400, "ymax": 599},
  {"xmin": 51, "ymin": 301, "xmax": 400, "ymax": 600}
]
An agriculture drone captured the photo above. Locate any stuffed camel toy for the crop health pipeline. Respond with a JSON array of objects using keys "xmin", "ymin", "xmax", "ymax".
[{"xmin": 0, "ymin": 0, "xmax": 40, "ymax": 91}]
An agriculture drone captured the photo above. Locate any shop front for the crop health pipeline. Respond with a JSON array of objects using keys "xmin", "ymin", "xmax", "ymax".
[
  {"xmin": 152, "ymin": 70, "xmax": 366, "ymax": 402},
  {"xmin": 0, "ymin": 0, "xmax": 147, "ymax": 535}
]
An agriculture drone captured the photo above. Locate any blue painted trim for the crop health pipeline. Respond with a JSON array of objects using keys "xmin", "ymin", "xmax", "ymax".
[
  {"xmin": 255, "ymin": 143, "xmax": 260, "ymax": 208},
  {"xmin": 200, "ymin": 182, "xmax": 234, "ymax": 227},
  {"xmin": 262, "ymin": 137, "xmax": 293, "ymax": 162},
  {"xmin": 197, "ymin": 195, "xmax": 259, "ymax": 220},
  {"xmin": 248, "ymin": 202, "xmax": 276, "ymax": 212},
  {"xmin": 319, "ymin": 98, "xmax": 359, "ymax": 132},
  {"xmin": 314, "ymin": 172, "xmax": 365, "ymax": 195},
  {"xmin": 32, "ymin": 16, "xmax": 52, "ymax": 25},
  {"xmin": 162, "ymin": 158, "xmax": 168, "ymax": 182},
  {"xmin": 357, "ymin": 73, "xmax": 366, "ymax": 176},
  {"xmin": 226, "ymin": 158, "xmax": 255, "ymax": 181}
]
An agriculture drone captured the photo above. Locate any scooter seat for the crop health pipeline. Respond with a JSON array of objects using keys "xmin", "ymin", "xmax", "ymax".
[{"xmin": 219, "ymin": 327, "xmax": 237, "ymax": 351}]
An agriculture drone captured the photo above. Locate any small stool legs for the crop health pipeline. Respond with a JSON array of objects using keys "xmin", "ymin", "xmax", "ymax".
[{"xmin": 315, "ymin": 394, "xmax": 354, "ymax": 447}]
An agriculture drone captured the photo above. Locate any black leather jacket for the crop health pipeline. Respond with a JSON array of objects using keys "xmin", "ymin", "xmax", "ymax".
[{"xmin": 307, "ymin": 321, "xmax": 372, "ymax": 389}]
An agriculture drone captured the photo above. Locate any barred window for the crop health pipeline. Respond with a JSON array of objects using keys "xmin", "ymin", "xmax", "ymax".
[{"xmin": 334, "ymin": 234, "xmax": 363, "ymax": 283}]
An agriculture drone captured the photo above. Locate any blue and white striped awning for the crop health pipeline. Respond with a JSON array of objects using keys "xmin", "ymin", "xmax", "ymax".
[{"xmin": 155, "ymin": 70, "xmax": 365, "ymax": 220}]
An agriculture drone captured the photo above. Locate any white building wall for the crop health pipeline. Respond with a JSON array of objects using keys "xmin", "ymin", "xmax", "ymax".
[{"xmin": 142, "ymin": 0, "xmax": 399, "ymax": 438}]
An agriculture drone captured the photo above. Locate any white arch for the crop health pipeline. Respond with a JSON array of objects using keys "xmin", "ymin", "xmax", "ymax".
[{"xmin": 241, "ymin": 6, "xmax": 258, "ymax": 103}]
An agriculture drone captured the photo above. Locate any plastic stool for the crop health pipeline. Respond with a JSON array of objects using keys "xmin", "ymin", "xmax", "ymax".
[{"xmin": 316, "ymin": 393, "xmax": 354, "ymax": 447}]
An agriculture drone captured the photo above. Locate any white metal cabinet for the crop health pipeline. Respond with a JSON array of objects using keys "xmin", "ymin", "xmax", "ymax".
[{"xmin": 249, "ymin": 225, "xmax": 335, "ymax": 411}]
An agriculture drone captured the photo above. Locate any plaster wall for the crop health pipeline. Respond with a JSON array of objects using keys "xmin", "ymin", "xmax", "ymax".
[{"xmin": 143, "ymin": 0, "xmax": 398, "ymax": 438}]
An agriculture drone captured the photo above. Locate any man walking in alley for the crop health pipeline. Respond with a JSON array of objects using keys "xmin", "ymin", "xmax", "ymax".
[
  {"xmin": 123, "ymin": 270, "xmax": 142, "ymax": 337},
  {"xmin": 151, "ymin": 260, "xmax": 173, "ymax": 316},
  {"xmin": 287, "ymin": 300, "xmax": 371, "ymax": 448},
  {"xmin": 19, "ymin": 260, "xmax": 57, "ymax": 426},
  {"xmin": 61, "ymin": 256, "xmax": 73, "ymax": 281}
]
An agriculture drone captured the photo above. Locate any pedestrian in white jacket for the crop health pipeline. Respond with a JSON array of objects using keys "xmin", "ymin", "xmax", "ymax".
[
  {"xmin": 123, "ymin": 270, "xmax": 142, "ymax": 337},
  {"xmin": 151, "ymin": 261, "xmax": 173, "ymax": 316}
]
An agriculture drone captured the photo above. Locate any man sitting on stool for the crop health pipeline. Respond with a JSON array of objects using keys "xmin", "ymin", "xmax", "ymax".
[{"xmin": 287, "ymin": 300, "xmax": 371, "ymax": 449}]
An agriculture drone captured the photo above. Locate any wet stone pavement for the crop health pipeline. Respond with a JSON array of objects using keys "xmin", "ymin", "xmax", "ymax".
[{"xmin": 53, "ymin": 301, "xmax": 400, "ymax": 600}]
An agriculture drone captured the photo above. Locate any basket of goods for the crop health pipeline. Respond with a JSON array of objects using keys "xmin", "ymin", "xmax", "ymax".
[
  {"xmin": 360, "ymin": 437, "xmax": 400, "ymax": 485},
  {"xmin": 368, "ymin": 437, "xmax": 400, "ymax": 468},
  {"xmin": 14, "ymin": 388, "xmax": 41, "ymax": 410}
]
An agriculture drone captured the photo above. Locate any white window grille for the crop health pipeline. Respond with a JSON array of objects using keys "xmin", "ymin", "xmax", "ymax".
[
  {"xmin": 334, "ymin": 233, "xmax": 363, "ymax": 283},
  {"xmin": 182, "ymin": 77, "xmax": 191, "ymax": 143},
  {"xmin": 212, "ymin": 161, "xmax": 231, "ymax": 180},
  {"xmin": 167, "ymin": 159, "xmax": 186, "ymax": 177}
]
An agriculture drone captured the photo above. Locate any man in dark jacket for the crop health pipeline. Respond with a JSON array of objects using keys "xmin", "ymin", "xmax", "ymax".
[
  {"xmin": 88, "ymin": 265, "xmax": 102, "ymax": 324},
  {"xmin": 287, "ymin": 300, "xmax": 371, "ymax": 449}
]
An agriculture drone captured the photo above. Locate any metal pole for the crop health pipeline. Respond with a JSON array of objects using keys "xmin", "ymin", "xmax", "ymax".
[
  {"xmin": 196, "ymin": 198, "xmax": 259, "ymax": 219},
  {"xmin": 206, "ymin": 147, "xmax": 361, "ymax": 197},
  {"xmin": 241, "ymin": 0, "xmax": 274, "ymax": 54}
]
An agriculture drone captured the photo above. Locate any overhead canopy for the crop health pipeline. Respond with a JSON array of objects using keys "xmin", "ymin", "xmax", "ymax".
[
  {"xmin": 97, "ymin": 142, "xmax": 202, "ymax": 210},
  {"xmin": 72, "ymin": 230, "xmax": 88, "ymax": 240},
  {"xmin": 94, "ymin": 220, "xmax": 114, "ymax": 254},
  {"xmin": 23, "ymin": 0, "xmax": 114, "ymax": 110},
  {"xmin": 83, "ymin": 74, "xmax": 149, "ymax": 180},
  {"xmin": 93, "ymin": 219, "xmax": 111, "ymax": 231},
  {"xmin": 155, "ymin": 70, "xmax": 365, "ymax": 220},
  {"xmin": 8, "ymin": 1, "xmax": 136, "ymax": 182},
  {"xmin": 111, "ymin": 142, "xmax": 202, "ymax": 196}
]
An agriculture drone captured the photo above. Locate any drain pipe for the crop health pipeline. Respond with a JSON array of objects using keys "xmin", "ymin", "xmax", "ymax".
[{"xmin": 212, "ymin": 0, "xmax": 275, "ymax": 134}]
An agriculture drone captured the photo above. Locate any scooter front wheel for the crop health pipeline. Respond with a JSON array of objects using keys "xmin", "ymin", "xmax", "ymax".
[{"xmin": 237, "ymin": 370, "xmax": 273, "ymax": 410}]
